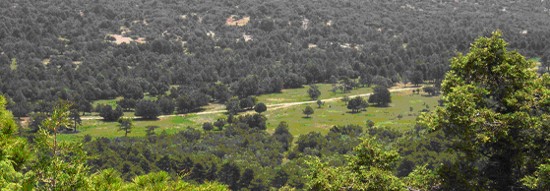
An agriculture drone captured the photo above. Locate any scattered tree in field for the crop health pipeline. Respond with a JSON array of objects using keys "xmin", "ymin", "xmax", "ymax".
[
  {"xmin": 316, "ymin": 100, "xmax": 323, "ymax": 108},
  {"xmin": 98, "ymin": 105, "xmax": 124, "ymax": 121},
  {"xmin": 308, "ymin": 85, "xmax": 321, "ymax": 100},
  {"xmin": 135, "ymin": 100, "xmax": 161, "ymax": 120},
  {"xmin": 273, "ymin": 121, "xmax": 293, "ymax": 151},
  {"xmin": 366, "ymin": 119, "xmax": 375, "ymax": 128},
  {"xmin": 117, "ymin": 117, "xmax": 133, "ymax": 137},
  {"xmin": 368, "ymin": 86, "xmax": 391, "ymax": 107},
  {"xmin": 69, "ymin": 108, "xmax": 81, "ymax": 132},
  {"xmin": 254, "ymin": 102, "xmax": 267, "ymax": 114},
  {"xmin": 303, "ymin": 106, "xmax": 314, "ymax": 118},
  {"xmin": 347, "ymin": 96, "xmax": 367, "ymax": 113},
  {"xmin": 420, "ymin": 31, "xmax": 550, "ymax": 190},
  {"xmin": 202, "ymin": 122, "xmax": 214, "ymax": 131}
]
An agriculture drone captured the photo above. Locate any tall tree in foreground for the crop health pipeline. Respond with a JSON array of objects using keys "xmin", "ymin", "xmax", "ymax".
[{"xmin": 419, "ymin": 31, "xmax": 549, "ymax": 190}]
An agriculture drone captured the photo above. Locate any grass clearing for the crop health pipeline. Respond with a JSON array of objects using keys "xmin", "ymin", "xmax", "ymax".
[
  {"xmin": 65, "ymin": 85, "xmax": 434, "ymax": 142},
  {"xmin": 263, "ymin": 90, "xmax": 439, "ymax": 137},
  {"xmin": 58, "ymin": 113, "xmax": 223, "ymax": 142},
  {"xmin": 256, "ymin": 84, "xmax": 373, "ymax": 105}
]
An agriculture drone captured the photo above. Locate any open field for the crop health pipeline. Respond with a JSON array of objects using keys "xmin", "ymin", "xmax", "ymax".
[
  {"xmin": 256, "ymin": 83, "xmax": 374, "ymax": 104},
  {"xmin": 263, "ymin": 90, "xmax": 439, "ymax": 136},
  {"xmin": 61, "ymin": 85, "xmax": 438, "ymax": 142},
  {"xmin": 58, "ymin": 113, "xmax": 223, "ymax": 142}
]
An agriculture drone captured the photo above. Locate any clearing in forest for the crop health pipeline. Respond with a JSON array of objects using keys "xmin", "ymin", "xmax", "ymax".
[{"xmin": 226, "ymin": 15, "xmax": 250, "ymax": 26}]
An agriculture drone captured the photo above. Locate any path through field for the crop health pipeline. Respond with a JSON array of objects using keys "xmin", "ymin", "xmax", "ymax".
[{"xmin": 81, "ymin": 87, "xmax": 418, "ymax": 120}]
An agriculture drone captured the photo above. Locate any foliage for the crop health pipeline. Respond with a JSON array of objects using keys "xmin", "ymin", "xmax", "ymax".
[
  {"xmin": 98, "ymin": 104, "xmax": 124, "ymax": 121},
  {"xmin": 521, "ymin": 162, "xmax": 550, "ymax": 191},
  {"xmin": 419, "ymin": 31, "xmax": 550, "ymax": 189},
  {"xmin": 273, "ymin": 121, "xmax": 293, "ymax": 151},
  {"xmin": 303, "ymin": 105, "xmax": 314, "ymax": 118},
  {"xmin": 346, "ymin": 96, "xmax": 367, "ymax": 113},
  {"xmin": 0, "ymin": 96, "xmax": 230, "ymax": 190},
  {"xmin": 304, "ymin": 137, "xmax": 406, "ymax": 191},
  {"xmin": 403, "ymin": 164, "xmax": 441, "ymax": 191},
  {"xmin": 118, "ymin": 117, "xmax": 134, "ymax": 137},
  {"xmin": 135, "ymin": 100, "xmax": 161, "ymax": 120},
  {"xmin": 308, "ymin": 85, "xmax": 321, "ymax": 100},
  {"xmin": 254, "ymin": 102, "xmax": 267, "ymax": 114},
  {"xmin": 368, "ymin": 86, "xmax": 392, "ymax": 107}
]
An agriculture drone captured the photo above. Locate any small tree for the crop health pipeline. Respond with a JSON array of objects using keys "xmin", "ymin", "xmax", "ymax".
[
  {"xmin": 347, "ymin": 96, "xmax": 367, "ymax": 113},
  {"xmin": 254, "ymin": 102, "xmax": 267, "ymax": 114},
  {"xmin": 118, "ymin": 117, "xmax": 133, "ymax": 137},
  {"xmin": 308, "ymin": 85, "xmax": 321, "ymax": 100},
  {"xmin": 69, "ymin": 108, "xmax": 81, "ymax": 132},
  {"xmin": 202, "ymin": 122, "xmax": 214, "ymax": 131},
  {"xmin": 366, "ymin": 119, "xmax": 375, "ymax": 128},
  {"xmin": 368, "ymin": 86, "xmax": 392, "ymax": 107},
  {"xmin": 316, "ymin": 100, "xmax": 323, "ymax": 108},
  {"xmin": 273, "ymin": 121, "xmax": 293, "ymax": 151},
  {"xmin": 303, "ymin": 105, "xmax": 314, "ymax": 118}
]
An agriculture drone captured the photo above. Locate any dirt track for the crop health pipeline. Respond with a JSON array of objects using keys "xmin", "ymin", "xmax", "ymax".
[{"xmin": 82, "ymin": 87, "xmax": 417, "ymax": 120}]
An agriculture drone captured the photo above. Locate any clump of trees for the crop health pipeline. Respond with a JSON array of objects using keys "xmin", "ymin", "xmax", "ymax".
[
  {"xmin": 134, "ymin": 100, "xmax": 161, "ymax": 120},
  {"xmin": 98, "ymin": 104, "xmax": 124, "ymax": 121},
  {"xmin": 347, "ymin": 96, "xmax": 368, "ymax": 113}
]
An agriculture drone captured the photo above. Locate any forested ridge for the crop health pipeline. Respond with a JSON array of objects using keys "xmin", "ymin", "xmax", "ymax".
[{"xmin": 1, "ymin": 0, "xmax": 550, "ymax": 116}]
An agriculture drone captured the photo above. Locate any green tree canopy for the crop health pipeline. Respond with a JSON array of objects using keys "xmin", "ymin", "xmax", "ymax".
[{"xmin": 419, "ymin": 31, "xmax": 550, "ymax": 190}]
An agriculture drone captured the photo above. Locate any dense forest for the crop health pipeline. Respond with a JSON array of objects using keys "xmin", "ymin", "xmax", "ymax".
[
  {"xmin": 1, "ymin": 0, "xmax": 550, "ymax": 190},
  {"xmin": 1, "ymin": 0, "xmax": 550, "ymax": 117}
]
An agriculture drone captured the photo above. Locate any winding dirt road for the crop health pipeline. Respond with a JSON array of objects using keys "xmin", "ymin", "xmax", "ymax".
[{"xmin": 82, "ymin": 87, "xmax": 418, "ymax": 120}]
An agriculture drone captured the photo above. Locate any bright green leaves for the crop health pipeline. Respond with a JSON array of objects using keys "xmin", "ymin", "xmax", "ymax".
[
  {"xmin": 445, "ymin": 30, "xmax": 537, "ymax": 112},
  {"xmin": 304, "ymin": 137, "xmax": 406, "ymax": 191},
  {"xmin": 403, "ymin": 165, "xmax": 441, "ymax": 191},
  {"xmin": 419, "ymin": 31, "xmax": 549, "ymax": 189},
  {"xmin": 41, "ymin": 101, "xmax": 71, "ymax": 135},
  {"xmin": 0, "ymin": 96, "xmax": 17, "ymax": 137},
  {"xmin": 521, "ymin": 161, "xmax": 550, "ymax": 190},
  {"xmin": 349, "ymin": 137, "xmax": 400, "ymax": 172}
]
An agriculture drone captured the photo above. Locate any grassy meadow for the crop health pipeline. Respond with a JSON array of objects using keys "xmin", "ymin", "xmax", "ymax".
[{"xmin": 60, "ymin": 84, "xmax": 438, "ymax": 141}]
